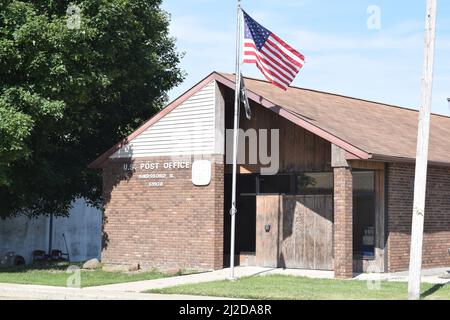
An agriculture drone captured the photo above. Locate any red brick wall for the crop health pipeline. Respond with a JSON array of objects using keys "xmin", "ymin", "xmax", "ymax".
[
  {"xmin": 101, "ymin": 155, "xmax": 224, "ymax": 271},
  {"xmin": 387, "ymin": 163, "xmax": 450, "ymax": 272},
  {"xmin": 333, "ymin": 167, "xmax": 353, "ymax": 278}
]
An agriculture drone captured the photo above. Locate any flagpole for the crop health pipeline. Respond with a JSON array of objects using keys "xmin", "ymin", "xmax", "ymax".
[{"xmin": 229, "ymin": 0, "xmax": 242, "ymax": 280}]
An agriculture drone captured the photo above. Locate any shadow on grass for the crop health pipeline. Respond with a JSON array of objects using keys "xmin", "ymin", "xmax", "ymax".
[
  {"xmin": 0, "ymin": 262, "xmax": 78, "ymax": 273},
  {"xmin": 420, "ymin": 283, "xmax": 446, "ymax": 299}
]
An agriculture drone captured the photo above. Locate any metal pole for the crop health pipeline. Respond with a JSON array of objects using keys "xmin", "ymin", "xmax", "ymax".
[
  {"xmin": 229, "ymin": 0, "xmax": 242, "ymax": 280},
  {"xmin": 408, "ymin": 0, "xmax": 437, "ymax": 300}
]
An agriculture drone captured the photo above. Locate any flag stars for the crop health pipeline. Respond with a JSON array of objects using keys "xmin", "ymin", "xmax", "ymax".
[{"xmin": 243, "ymin": 11, "xmax": 270, "ymax": 50}]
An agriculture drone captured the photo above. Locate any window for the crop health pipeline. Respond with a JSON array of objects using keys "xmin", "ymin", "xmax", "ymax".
[
  {"xmin": 238, "ymin": 174, "xmax": 258, "ymax": 194},
  {"xmin": 353, "ymin": 171, "xmax": 376, "ymax": 258},
  {"xmin": 259, "ymin": 174, "xmax": 292, "ymax": 194},
  {"xmin": 230, "ymin": 172, "xmax": 334, "ymax": 196},
  {"xmin": 353, "ymin": 171, "xmax": 375, "ymax": 193},
  {"xmin": 296, "ymin": 172, "xmax": 333, "ymax": 194}
]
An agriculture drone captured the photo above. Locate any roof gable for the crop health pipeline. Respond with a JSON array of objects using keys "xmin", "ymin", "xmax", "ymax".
[
  {"xmin": 111, "ymin": 81, "xmax": 217, "ymax": 158},
  {"xmin": 90, "ymin": 71, "xmax": 450, "ymax": 168},
  {"xmin": 89, "ymin": 73, "xmax": 221, "ymax": 168}
]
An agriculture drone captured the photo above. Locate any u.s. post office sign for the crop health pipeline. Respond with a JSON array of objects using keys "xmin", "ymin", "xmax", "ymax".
[
  {"xmin": 122, "ymin": 161, "xmax": 191, "ymax": 187},
  {"xmin": 122, "ymin": 160, "xmax": 211, "ymax": 187}
]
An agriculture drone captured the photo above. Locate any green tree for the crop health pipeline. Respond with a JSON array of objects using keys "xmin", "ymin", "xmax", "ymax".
[{"xmin": 0, "ymin": 0, "xmax": 184, "ymax": 217}]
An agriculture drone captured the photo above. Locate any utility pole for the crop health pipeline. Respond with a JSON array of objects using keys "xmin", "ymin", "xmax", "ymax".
[{"xmin": 408, "ymin": 0, "xmax": 437, "ymax": 300}]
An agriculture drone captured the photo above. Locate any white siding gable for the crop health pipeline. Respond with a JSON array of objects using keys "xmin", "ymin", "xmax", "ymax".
[{"xmin": 111, "ymin": 81, "xmax": 219, "ymax": 158}]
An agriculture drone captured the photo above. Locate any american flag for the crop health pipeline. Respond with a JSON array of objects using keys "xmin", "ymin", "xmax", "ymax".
[{"xmin": 242, "ymin": 10, "xmax": 305, "ymax": 90}]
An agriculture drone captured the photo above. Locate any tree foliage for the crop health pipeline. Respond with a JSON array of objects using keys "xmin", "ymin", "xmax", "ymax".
[{"xmin": 0, "ymin": 0, "xmax": 184, "ymax": 217}]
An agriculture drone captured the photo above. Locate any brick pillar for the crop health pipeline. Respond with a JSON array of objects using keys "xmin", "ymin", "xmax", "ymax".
[
  {"xmin": 334, "ymin": 166, "xmax": 353, "ymax": 278},
  {"xmin": 212, "ymin": 156, "xmax": 224, "ymax": 269}
]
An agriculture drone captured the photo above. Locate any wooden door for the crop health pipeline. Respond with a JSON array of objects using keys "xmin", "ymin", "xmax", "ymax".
[{"xmin": 256, "ymin": 195, "xmax": 333, "ymax": 270}]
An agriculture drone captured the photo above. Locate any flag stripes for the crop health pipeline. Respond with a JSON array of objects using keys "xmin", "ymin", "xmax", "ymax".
[
  {"xmin": 243, "ymin": 49, "xmax": 291, "ymax": 86},
  {"xmin": 244, "ymin": 42, "xmax": 297, "ymax": 78},
  {"xmin": 242, "ymin": 10, "xmax": 305, "ymax": 90}
]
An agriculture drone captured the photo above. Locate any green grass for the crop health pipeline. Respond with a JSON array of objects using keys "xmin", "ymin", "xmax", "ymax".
[
  {"xmin": 0, "ymin": 262, "xmax": 170, "ymax": 288},
  {"xmin": 148, "ymin": 275, "xmax": 450, "ymax": 300}
]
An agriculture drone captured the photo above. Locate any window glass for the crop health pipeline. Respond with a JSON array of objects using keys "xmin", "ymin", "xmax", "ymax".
[
  {"xmin": 353, "ymin": 171, "xmax": 375, "ymax": 258},
  {"xmin": 233, "ymin": 172, "xmax": 334, "ymax": 195},
  {"xmin": 297, "ymin": 172, "xmax": 333, "ymax": 194},
  {"xmin": 259, "ymin": 175, "xmax": 292, "ymax": 194},
  {"xmin": 353, "ymin": 171, "xmax": 374, "ymax": 192},
  {"xmin": 238, "ymin": 174, "xmax": 257, "ymax": 194}
]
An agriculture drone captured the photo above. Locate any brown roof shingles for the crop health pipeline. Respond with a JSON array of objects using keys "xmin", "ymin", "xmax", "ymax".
[
  {"xmin": 219, "ymin": 72, "xmax": 450, "ymax": 165},
  {"xmin": 90, "ymin": 71, "xmax": 450, "ymax": 167}
]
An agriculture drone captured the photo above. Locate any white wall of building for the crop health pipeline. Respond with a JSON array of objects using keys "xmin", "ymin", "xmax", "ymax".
[
  {"xmin": 112, "ymin": 81, "xmax": 217, "ymax": 158},
  {"xmin": 0, "ymin": 198, "xmax": 102, "ymax": 264}
]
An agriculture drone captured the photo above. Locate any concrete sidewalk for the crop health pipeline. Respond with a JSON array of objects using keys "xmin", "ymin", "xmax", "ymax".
[
  {"xmin": 0, "ymin": 267, "xmax": 333, "ymax": 299},
  {"xmin": 354, "ymin": 267, "xmax": 450, "ymax": 284},
  {"xmin": 0, "ymin": 267, "xmax": 265, "ymax": 300},
  {"xmin": 92, "ymin": 267, "xmax": 282, "ymax": 292},
  {"xmin": 0, "ymin": 283, "xmax": 233, "ymax": 300},
  {"xmin": 0, "ymin": 266, "xmax": 448, "ymax": 300},
  {"xmin": 91, "ymin": 266, "xmax": 449, "ymax": 293}
]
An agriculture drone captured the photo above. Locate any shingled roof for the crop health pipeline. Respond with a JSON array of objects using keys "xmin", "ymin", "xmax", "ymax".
[
  {"xmin": 218, "ymin": 72, "xmax": 450, "ymax": 166},
  {"xmin": 90, "ymin": 71, "xmax": 450, "ymax": 167}
]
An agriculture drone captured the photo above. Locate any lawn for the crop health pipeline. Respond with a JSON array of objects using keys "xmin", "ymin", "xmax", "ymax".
[
  {"xmin": 0, "ymin": 262, "xmax": 171, "ymax": 288},
  {"xmin": 148, "ymin": 275, "xmax": 450, "ymax": 300}
]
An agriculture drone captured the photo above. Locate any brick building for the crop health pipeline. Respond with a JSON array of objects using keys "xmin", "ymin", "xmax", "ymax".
[{"xmin": 90, "ymin": 72, "xmax": 450, "ymax": 278}]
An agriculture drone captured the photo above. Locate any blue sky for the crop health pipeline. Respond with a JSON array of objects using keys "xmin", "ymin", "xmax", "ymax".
[{"xmin": 162, "ymin": 0, "xmax": 450, "ymax": 115}]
